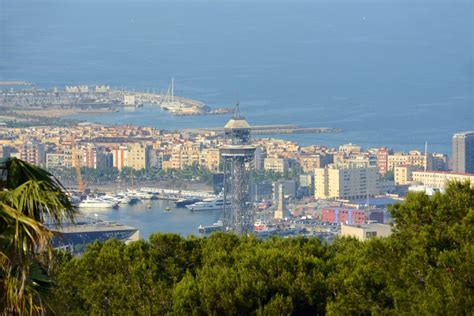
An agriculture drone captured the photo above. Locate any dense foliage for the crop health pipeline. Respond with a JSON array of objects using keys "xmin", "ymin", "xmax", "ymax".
[
  {"xmin": 49, "ymin": 182, "xmax": 473, "ymax": 315},
  {"xmin": 0, "ymin": 158, "xmax": 76, "ymax": 314}
]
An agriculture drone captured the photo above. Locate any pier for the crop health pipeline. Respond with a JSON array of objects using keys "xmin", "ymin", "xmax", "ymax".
[
  {"xmin": 0, "ymin": 81, "xmax": 34, "ymax": 86},
  {"xmin": 184, "ymin": 125, "xmax": 342, "ymax": 135}
]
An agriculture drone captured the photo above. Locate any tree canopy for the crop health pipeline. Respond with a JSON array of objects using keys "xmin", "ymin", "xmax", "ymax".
[{"xmin": 49, "ymin": 181, "xmax": 473, "ymax": 315}]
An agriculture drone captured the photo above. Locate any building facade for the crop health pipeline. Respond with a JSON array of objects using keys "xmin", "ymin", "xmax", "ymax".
[
  {"xmin": 452, "ymin": 131, "xmax": 474, "ymax": 174},
  {"xmin": 314, "ymin": 162, "xmax": 380, "ymax": 200},
  {"xmin": 341, "ymin": 223, "xmax": 392, "ymax": 241},
  {"xmin": 412, "ymin": 171, "xmax": 474, "ymax": 189}
]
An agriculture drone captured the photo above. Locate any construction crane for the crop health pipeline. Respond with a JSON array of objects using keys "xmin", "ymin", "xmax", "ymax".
[{"xmin": 70, "ymin": 138, "xmax": 85, "ymax": 193}]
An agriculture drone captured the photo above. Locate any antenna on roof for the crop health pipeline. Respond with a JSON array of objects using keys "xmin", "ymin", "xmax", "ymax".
[{"xmin": 234, "ymin": 102, "xmax": 241, "ymax": 119}]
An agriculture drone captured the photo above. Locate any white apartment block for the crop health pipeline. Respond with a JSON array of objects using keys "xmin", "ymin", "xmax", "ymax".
[{"xmin": 412, "ymin": 171, "xmax": 474, "ymax": 190}]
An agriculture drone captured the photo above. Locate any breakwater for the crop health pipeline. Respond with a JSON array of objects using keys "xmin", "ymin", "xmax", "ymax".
[{"xmin": 184, "ymin": 125, "xmax": 342, "ymax": 135}]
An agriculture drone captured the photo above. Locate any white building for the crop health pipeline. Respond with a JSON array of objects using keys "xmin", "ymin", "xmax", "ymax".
[
  {"xmin": 123, "ymin": 95, "xmax": 136, "ymax": 106},
  {"xmin": 412, "ymin": 171, "xmax": 474, "ymax": 190}
]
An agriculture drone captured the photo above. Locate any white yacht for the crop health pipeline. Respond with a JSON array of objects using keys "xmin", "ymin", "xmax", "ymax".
[
  {"xmin": 79, "ymin": 198, "xmax": 118, "ymax": 209},
  {"xmin": 127, "ymin": 190, "xmax": 154, "ymax": 200},
  {"xmin": 186, "ymin": 197, "xmax": 229, "ymax": 211}
]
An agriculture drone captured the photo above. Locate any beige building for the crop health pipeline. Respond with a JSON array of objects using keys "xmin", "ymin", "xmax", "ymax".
[
  {"xmin": 298, "ymin": 153, "xmax": 333, "ymax": 173},
  {"xmin": 339, "ymin": 143, "xmax": 362, "ymax": 154},
  {"xmin": 394, "ymin": 165, "xmax": 418, "ymax": 185},
  {"xmin": 341, "ymin": 223, "xmax": 393, "ymax": 241},
  {"xmin": 264, "ymin": 157, "xmax": 289, "ymax": 173},
  {"xmin": 314, "ymin": 162, "xmax": 380, "ymax": 200},
  {"xmin": 412, "ymin": 171, "xmax": 474, "ymax": 190},
  {"xmin": 200, "ymin": 148, "xmax": 220, "ymax": 172},
  {"xmin": 127, "ymin": 143, "xmax": 149, "ymax": 170},
  {"xmin": 170, "ymin": 145, "xmax": 201, "ymax": 170},
  {"xmin": 388, "ymin": 151, "xmax": 431, "ymax": 171}
]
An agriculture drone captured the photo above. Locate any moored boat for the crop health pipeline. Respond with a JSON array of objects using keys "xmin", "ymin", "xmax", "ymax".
[{"xmin": 79, "ymin": 198, "xmax": 118, "ymax": 209}]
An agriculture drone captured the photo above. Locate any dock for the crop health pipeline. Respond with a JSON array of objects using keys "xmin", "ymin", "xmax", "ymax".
[{"xmin": 184, "ymin": 125, "xmax": 342, "ymax": 135}]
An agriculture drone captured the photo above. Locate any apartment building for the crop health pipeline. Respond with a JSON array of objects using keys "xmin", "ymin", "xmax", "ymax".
[
  {"xmin": 200, "ymin": 148, "xmax": 221, "ymax": 172},
  {"xmin": 19, "ymin": 142, "xmax": 46, "ymax": 166},
  {"xmin": 388, "ymin": 151, "xmax": 431, "ymax": 171},
  {"xmin": 376, "ymin": 147, "xmax": 391, "ymax": 176},
  {"xmin": 298, "ymin": 153, "xmax": 333, "ymax": 173},
  {"xmin": 314, "ymin": 162, "xmax": 380, "ymax": 200},
  {"xmin": 264, "ymin": 157, "xmax": 290, "ymax": 173},
  {"xmin": 127, "ymin": 143, "xmax": 150, "ymax": 170},
  {"xmin": 394, "ymin": 165, "xmax": 418, "ymax": 185}
]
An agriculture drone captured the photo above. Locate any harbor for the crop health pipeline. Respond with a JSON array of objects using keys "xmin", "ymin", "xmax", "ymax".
[
  {"xmin": 0, "ymin": 81, "xmax": 234, "ymax": 118},
  {"xmin": 69, "ymin": 186, "xmax": 344, "ymax": 242},
  {"xmin": 74, "ymin": 197, "xmax": 222, "ymax": 239}
]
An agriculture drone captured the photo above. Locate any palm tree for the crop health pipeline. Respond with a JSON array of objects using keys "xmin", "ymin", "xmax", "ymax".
[{"xmin": 0, "ymin": 158, "xmax": 76, "ymax": 314}]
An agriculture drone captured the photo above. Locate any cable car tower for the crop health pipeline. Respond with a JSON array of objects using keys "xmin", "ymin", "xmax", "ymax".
[{"xmin": 220, "ymin": 104, "xmax": 256, "ymax": 234}]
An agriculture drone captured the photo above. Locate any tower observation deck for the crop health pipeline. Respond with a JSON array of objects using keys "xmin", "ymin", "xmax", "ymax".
[{"xmin": 220, "ymin": 105, "xmax": 256, "ymax": 234}]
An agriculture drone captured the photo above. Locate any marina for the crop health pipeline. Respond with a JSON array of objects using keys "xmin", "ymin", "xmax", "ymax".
[
  {"xmin": 0, "ymin": 82, "xmax": 234, "ymax": 117},
  {"xmin": 79, "ymin": 198, "xmax": 222, "ymax": 239}
]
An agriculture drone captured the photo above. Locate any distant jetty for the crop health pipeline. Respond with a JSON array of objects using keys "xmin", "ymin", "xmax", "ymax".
[
  {"xmin": 184, "ymin": 125, "xmax": 343, "ymax": 135},
  {"xmin": 0, "ymin": 81, "xmax": 34, "ymax": 86}
]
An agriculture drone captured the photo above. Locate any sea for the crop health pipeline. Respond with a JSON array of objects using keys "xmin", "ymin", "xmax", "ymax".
[{"xmin": 1, "ymin": 0, "xmax": 473, "ymax": 237}]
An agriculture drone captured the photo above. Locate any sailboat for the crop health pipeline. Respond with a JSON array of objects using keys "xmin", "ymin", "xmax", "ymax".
[{"xmin": 160, "ymin": 78, "xmax": 185, "ymax": 112}]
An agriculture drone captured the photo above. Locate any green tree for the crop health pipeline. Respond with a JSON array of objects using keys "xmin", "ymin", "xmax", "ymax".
[
  {"xmin": 48, "ymin": 182, "xmax": 473, "ymax": 315},
  {"xmin": 0, "ymin": 158, "xmax": 76, "ymax": 314},
  {"xmin": 327, "ymin": 181, "xmax": 474, "ymax": 315}
]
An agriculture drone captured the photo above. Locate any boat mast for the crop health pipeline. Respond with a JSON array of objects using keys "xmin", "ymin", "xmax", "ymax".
[{"xmin": 171, "ymin": 77, "xmax": 174, "ymax": 104}]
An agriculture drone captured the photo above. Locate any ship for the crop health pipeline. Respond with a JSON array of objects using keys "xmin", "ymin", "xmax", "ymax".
[
  {"xmin": 253, "ymin": 221, "xmax": 278, "ymax": 237},
  {"xmin": 185, "ymin": 196, "xmax": 229, "ymax": 211},
  {"xmin": 198, "ymin": 220, "xmax": 224, "ymax": 234},
  {"xmin": 160, "ymin": 78, "xmax": 186, "ymax": 112},
  {"xmin": 78, "ymin": 197, "xmax": 119, "ymax": 209},
  {"xmin": 175, "ymin": 197, "xmax": 202, "ymax": 208}
]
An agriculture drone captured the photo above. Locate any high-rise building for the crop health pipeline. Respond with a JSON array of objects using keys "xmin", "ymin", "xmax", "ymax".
[
  {"xmin": 452, "ymin": 131, "xmax": 474, "ymax": 174},
  {"xmin": 19, "ymin": 142, "xmax": 45, "ymax": 166},
  {"xmin": 254, "ymin": 147, "xmax": 266, "ymax": 171},
  {"xmin": 220, "ymin": 106, "xmax": 256, "ymax": 234}
]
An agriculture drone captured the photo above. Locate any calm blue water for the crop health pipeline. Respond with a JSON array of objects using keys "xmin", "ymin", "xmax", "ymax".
[
  {"xmin": 1, "ymin": 0, "xmax": 473, "ymax": 154},
  {"xmin": 79, "ymin": 200, "xmax": 221, "ymax": 240}
]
